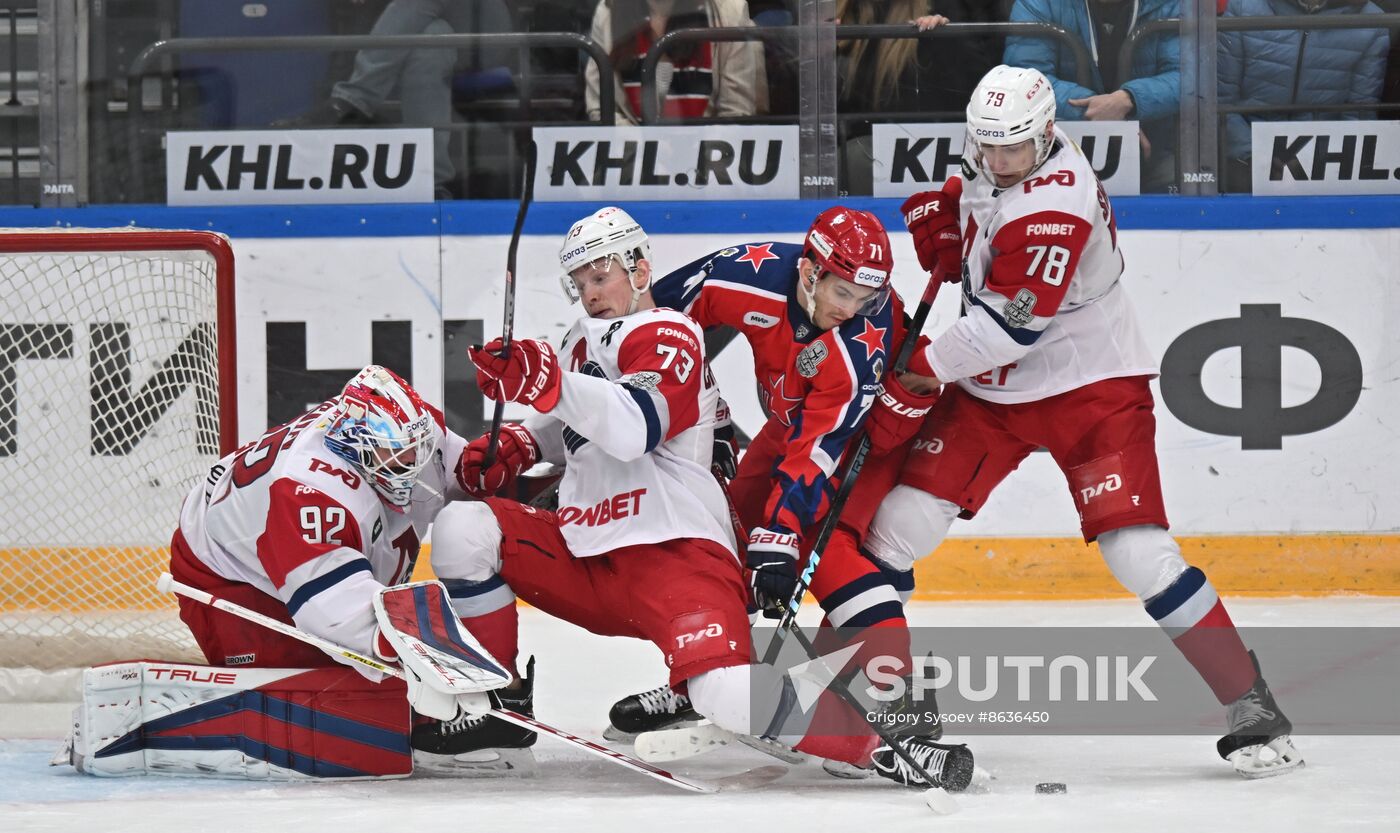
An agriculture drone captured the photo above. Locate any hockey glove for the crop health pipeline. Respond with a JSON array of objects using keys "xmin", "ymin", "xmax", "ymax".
[
  {"xmin": 712, "ymin": 413, "xmax": 740, "ymax": 482},
  {"xmin": 747, "ymin": 527, "xmax": 800, "ymax": 619},
  {"xmin": 457, "ymin": 423, "xmax": 540, "ymax": 498},
  {"xmin": 901, "ymin": 185, "xmax": 963, "ymax": 282},
  {"xmin": 865, "ymin": 373, "xmax": 938, "ymax": 453},
  {"xmin": 469, "ymin": 337, "xmax": 562, "ymax": 412}
]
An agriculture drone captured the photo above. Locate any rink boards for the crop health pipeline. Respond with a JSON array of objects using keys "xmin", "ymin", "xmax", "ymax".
[{"xmin": 0, "ymin": 198, "xmax": 1396, "ymax": 599}]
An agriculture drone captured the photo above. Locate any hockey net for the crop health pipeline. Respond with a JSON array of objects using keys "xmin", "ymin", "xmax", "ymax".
[{"xmin": 0, "ymin": 229, "xmax": 236, "ymax": 699}]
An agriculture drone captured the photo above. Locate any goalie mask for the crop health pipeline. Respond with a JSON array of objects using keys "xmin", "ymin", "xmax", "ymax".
[
  {"xmin": 801, "ymin": 206, "xmax": 893, "ymax": 319},
  {"xmin": 559, "ymin": 206, "xmax": 653, "ymax": 314},
  {"xmin": 324, "ymin": 365, "xmax": 438, "ymax": 510},
  {"xmin": 965, "ymin": 64, "xmax": 1057, "ymax": 186}
]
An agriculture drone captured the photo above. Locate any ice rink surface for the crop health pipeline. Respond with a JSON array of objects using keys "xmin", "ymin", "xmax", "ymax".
[{"xmin": 4, "ymin": 597, "xmax": 1398, "ymax": 833}]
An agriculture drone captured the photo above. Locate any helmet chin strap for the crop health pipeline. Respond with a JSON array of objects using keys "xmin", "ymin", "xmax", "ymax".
[
  {"xmin": 801, "ymin": 269, "xmax": 819, "ymax": 323},
  {"xmin": 625, "ymin": 256, "xmax": 647, "ymax": 316}
]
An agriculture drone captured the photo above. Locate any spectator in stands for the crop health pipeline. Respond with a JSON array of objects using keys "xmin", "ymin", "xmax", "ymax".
[
  {"xmin": 585, "ymin": 0, "xmax": 768, "ymax": 124},
  {"xmin": 837, "ymin": 1, "xmax": 1009, "ymax": 193},
  {"xmin": 281, "ymin": 0, "xmax": 514, "ymax": 198},
  {"xmin": 837, "ymin": 1, "xmax": 1006, "ymax": 118},
  {"xmin": 1381, "ymin": 0, "xmax": 1400, "ymax": 120},
  {"xmin": 1004, "ymin": 0, "xmax": 1181, "ymax": 191},
  {"xmin": 1219, "ymin": 0, "xmax": 1391, "ymax": 189}
]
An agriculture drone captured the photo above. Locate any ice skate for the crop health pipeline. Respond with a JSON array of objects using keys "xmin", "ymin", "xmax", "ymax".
[
  {"xmin": 871, "ymin": 737, "xmax": 975, "ymax": 791},
  {"xmin": 1217, "ymin": 651, "xmax": 1303, "ymax": 779},
  {"xmin": 604, "ymin": 683, "xmax": 701, "ymax": 742},
  {"xmin": 412, "ymin": 658, "xmax": 537, "ymax": 776}
]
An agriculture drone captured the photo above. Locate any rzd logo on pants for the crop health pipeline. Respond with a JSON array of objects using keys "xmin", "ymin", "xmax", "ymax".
[
  {"xmin": 667, "ymin": 612, "xmax": 739, "ymax": 668},
  {"xmin": 1069, "ymin": 453, "xmax": 1138, "ymax": 524}
]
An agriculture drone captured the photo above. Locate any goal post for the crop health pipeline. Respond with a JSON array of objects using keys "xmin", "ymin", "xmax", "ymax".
[{"xmin": 0, "ymin": 229, "xmax": 237, "ymax": 690}]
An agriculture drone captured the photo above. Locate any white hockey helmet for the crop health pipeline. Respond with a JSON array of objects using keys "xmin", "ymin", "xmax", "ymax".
[
  {"xmin": 324, "ymin": 365, "xmax": 438, "ymax": 510},
  {"xmin": 558, "ymin": 206, "xmax": 652, "ymax": 306},
  {"xmin": 965, "ymin": 64, "xmax": 1057, "ymax": 181}
]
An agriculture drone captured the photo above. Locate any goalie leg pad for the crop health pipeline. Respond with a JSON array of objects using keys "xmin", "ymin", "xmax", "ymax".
[
  {"xmin": 65, "ymin": 661, "xmax": 411, "ymax": 780},
  {"xmin": 374, "ymin": 580, "xmax": 512, "ymax": 721}
]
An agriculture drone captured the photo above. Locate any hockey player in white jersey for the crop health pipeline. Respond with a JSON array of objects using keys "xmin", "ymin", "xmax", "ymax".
[
  {"xmin": 427, "ymin": 207, "xmax": 976, "ymax": 790},
  {"xmin": 167, "ymin": 365, "xmax": 519, "ymax": 775},
  {"xmin": 860, "ymin": 64, "xmax": 1301, "ymax": 778}
]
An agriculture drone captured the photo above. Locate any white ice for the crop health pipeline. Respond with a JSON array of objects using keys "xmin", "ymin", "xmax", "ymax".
[{"xmin": 4, "ymin": 598, "xmax": 1398, "ymax": 832}]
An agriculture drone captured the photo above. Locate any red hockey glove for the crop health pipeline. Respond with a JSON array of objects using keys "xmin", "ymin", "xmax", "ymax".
[
  {"xmin": 456, "ymin": 423, "xmax": 540, "ymax": 498},
  {"xmin": 900, "ymin": 188, "xmax": 963, "ymax": 282},
  {"xmin": 865, "ymin": 373, "xmax": 938, "ymax": 454},
  {"xmin": 746, "ymin": 527, "xmax": 800, "ymax": 619},
  {"xmin": 469, "ymin": 337, "xmax": 562, "ymax": 412}
]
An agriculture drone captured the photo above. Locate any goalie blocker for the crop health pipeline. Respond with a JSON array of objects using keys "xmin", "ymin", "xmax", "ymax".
[{"xmin": 60, "ymin": 581, "xmax": 510, "ymax": 780}]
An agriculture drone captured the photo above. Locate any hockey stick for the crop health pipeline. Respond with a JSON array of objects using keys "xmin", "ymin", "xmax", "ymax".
[
  {"xmin": 156, "ymin": 572, "xmax": 725, "ymax": 794},
  {"xmin": 763, "ymin": 271, "xmax": 945, "ymax": 659},
  {"xmin": 481, "ymin": 139, "xmax": 538, "ymax": 471}
]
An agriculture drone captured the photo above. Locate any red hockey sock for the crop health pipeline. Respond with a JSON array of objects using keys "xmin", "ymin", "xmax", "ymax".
[
  {"xmin": 1146, "ymin": 566, "xmax": 1255, "ymax": 704},
  {"xmin": 792, "ymin": 688, "xmax": 880, "ymax": 766},
  {"xmin": 459, "ymin": 605, "xmax": 519, "ymax": 675}
]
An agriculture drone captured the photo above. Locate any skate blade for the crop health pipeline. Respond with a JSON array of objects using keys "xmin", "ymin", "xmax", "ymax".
[
  {"xmin": 735, "ymin": 734, "xmax": 808, "ymax": 765},
  {"xmin": 822, "ymin": 758, "xmax": 873, "ymax": 780},
  {"xmin": 603, "ymin": 718, "xmax": 700, "ymax": 744},
  {"xmin": 413, "ymin": 747, "xmax": 537, "ymax": 778},
  {"xmin": 1228, "ymin": 735, "xmax": 1305, "ymax": 779}
]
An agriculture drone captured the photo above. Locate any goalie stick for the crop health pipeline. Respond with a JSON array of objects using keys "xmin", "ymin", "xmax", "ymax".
[
  {"xmin": 481, "ymin": 139, "xmax": 537, "ymax": 471},
  {"xmin": 155, "ymin": 573, "xmax": 778, "ymax": 794}
]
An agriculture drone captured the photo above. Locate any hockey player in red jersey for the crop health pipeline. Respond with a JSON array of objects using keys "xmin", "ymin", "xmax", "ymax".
[
  {"xmin": 602, "ymin": 208, "xmax": 950, "ymax": 753},
  {"xmin": 867, "ymin": 64, "xmax": 1301, "ymax": 778},
  {"xmin": 427, "ymin": 206, "xmax": 974, "ymax": 790}
]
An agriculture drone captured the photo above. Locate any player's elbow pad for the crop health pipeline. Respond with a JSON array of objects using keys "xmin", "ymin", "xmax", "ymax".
[{"xmin": 926, "ymin": 310, "xmax": 1034, "ymax": 383}]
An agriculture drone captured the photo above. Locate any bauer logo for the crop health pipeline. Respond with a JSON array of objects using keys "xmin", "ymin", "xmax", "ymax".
[
  {"xmin": 166, "ymin": 129, "xmax": 434, "ymax": 205},
  {"xmin": 871, "ymin": 122, "xmax": 1140, "ymax": 197},
  {"xmin": 532, "ymin": 125, "xmax": 799, "ymax": 200}
]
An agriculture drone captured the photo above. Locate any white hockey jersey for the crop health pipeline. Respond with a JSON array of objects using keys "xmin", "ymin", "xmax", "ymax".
[
  {"xmin": 924, "ymin": 125, "xmax": 1157, "ymax": 403},
  {"xmin": 176, "ymin": 400, "xmax": 469, "ymax": 663},
  {"xmin": 523, "ymin": 307, "xmax": 736, "ymax": 558}
]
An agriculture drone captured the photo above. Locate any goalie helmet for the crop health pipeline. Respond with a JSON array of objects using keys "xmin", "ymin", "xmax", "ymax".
[
  {"xmin": 324, "ymin": 365, "xmax": 438, "ymax": 510},
  {"xmin": 558, "ymin": 206, "xmax": 653, "ymax": 306},
  {"xmin": 801, "ymin": 206, "xmax": 893, "ymax": 317},
  {"xmin": 965, "ymin": 64, "xmax": 1056, "ymax": 182}
]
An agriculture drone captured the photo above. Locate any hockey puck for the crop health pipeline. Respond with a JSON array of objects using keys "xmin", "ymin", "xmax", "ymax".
[{"xmin": 1035, "ymin": 782, "xmax": 1067, "ymax": 794}]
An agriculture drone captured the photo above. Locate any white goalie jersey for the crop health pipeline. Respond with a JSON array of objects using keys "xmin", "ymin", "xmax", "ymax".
[
  {"xmin": 523, "ymin": 307, "xmax": 736, "ymax": 558},
  {"xmin": 175, "ymin": 401, "xmax": 469, "ymax": 660},
  {"xmin": 925, "ymin": 125, "xmax": 1157, "ymax": 403}
]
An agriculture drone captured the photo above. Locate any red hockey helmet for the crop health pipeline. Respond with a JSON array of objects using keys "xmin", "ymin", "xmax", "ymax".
[{"xmin": 802, "ymin": 207, "xmax": 894, "ymax": 316}]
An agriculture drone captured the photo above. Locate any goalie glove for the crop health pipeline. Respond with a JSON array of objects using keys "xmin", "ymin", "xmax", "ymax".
[{"xmin": 373, "ymin": 581, "xmax": 511, "ymax": 720}]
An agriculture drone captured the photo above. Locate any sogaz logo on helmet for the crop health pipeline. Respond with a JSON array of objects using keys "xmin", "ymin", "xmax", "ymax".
[
  {"xmin": 853, "ymin": 266, "xmax": 887, "ymax": 288},
  {"xmin": 975, "ymin": 128, "xmax": 1007, "ymax": 139},
  {"xmin": 563, "ymin": 245, "xmax": 587, "ymax": 263}
]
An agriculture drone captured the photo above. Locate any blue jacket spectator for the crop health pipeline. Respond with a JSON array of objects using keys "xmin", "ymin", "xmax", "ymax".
[
  {"xmin": 1005, "ymin": 0, "xmax": 1181, "ymax": 123},
  {"xmin": 1218, "ymin": 0, "xmax": 1390, "ymax": 160}
]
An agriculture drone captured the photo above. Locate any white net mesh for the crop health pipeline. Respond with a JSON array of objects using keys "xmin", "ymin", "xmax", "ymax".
[{"xmin": 0, "ymin": 229, "xmax": 233, "ymax": 679}]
